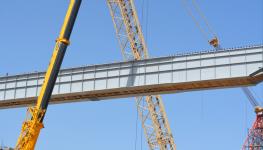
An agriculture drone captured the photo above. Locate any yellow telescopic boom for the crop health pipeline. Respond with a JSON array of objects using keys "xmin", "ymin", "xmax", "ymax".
[{"xmin": 15, "ymin": 0, "xmax": 82, "ymax": 149}]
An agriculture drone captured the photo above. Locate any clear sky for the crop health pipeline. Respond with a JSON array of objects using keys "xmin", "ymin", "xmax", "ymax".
[{"xmin": 0, "ymin": 0, "xmax": 263, "ymax": 149}]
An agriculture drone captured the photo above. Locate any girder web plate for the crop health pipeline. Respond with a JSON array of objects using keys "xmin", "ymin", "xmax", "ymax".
[
  {"xmin": 0, "ymin": 73, "xmax": 262, "ymax": 109},
  {"xmin": 1, "ymin": 45, "xmax": 262, "ymax": 109}
]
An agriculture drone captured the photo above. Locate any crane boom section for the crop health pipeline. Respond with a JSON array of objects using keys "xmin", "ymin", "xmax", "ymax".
[
  {"xmin": 107, "ymin": 0, "xmax": 148, "ymax": 60},
  {"xmin": 15, "ymin": 1, "xmax": 82, "ymax": 149},
  {"xmin": 242, "ymin": 87, "xmax": 263, "ymax": 149},
  {"xmin": 241, "ymin": 87, "xmax": 259, "ymax": 108},
  {"xmin": 107, "ymin": 0, "xmax": 176, "ymax": 149}
]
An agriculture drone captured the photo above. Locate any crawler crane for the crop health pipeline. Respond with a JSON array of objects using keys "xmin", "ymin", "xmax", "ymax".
[
  {"xmin": 15, "ymin": 0, "xmax": 82, "ymax": 149},
  {"xmin": 107, "ymin": 0, "xmax": 176, "ymax": 149},
  {"xmin": 5, "ymin": 1, "xmax": 263, "ymax": 149},
  {"xmin": 14, "ymin": 1, "xmax": 176, "ymax": 149}
]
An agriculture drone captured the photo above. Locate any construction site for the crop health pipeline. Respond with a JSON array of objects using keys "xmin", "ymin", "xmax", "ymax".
[{"xmin": 0, "ymin": 0, "xmax": 262, "ymax": 150}]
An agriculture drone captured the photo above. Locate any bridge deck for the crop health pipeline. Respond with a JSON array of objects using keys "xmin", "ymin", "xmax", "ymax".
[{"xmin": 1, "ymin": 45, "xmax": 262, "ymax": 109}]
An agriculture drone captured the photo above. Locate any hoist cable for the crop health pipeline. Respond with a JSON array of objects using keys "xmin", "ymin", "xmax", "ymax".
[
  {"xmin": 181, "ymin": 0, "xmax": 210, "ymax": 41},
  {"xmin": 134, "ymin": 1, "xmax": 145, "ymax": 149},
  {"xmin": 145, "ymin": 0, "xmax": 149, "ymax": 43},
  {"xmin": 134, "ymin": 102, "xmax": 139, "ymax": 150},
  {"xmin": 191, "ymin": 0, "xmax": 217, "ymax": 37}
]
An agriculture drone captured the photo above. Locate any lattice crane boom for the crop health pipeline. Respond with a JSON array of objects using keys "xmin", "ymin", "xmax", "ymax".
[
  {"xmin": 241, "ymin": 87, "xmax": 262, "ymax": 113},
  {"xmin": 106, "ymin": 0, "xmax": 176, "ymax": 149},
  {"xmin": 242, "ymin": 87, "xmax": 263, "ymax": 150}
]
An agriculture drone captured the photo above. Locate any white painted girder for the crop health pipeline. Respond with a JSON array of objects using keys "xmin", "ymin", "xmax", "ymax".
[{"xmin": 0, "ymin": 45, "xmax": 262, "ymax": 109}]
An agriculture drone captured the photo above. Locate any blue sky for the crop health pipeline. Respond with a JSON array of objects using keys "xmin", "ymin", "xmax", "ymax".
[{"xmin": 0, "ymin": 0, "xmax": 263, "ymax": 149}]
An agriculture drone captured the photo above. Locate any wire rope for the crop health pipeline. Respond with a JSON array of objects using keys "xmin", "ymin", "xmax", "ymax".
[
  {"xmin": 134, "ymin": 102, "xmax": 139, "ymax": 150},
  {"xmin": 191, "ymin": 0, "xmax": 217, "ymax": 37},
  {"xmin": 181, "ymin": 0, "xmax": 210, "ymax": 41}
]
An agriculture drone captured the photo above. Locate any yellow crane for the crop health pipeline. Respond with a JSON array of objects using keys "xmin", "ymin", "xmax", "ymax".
[
  {"xmin": 107, "ymin": 0, "xmax": 176, "ymax": 149},
  {"xmin": 7, "ymin": 1, "xmax": 263, "ymax": 149},
  {"xmin": 15, "ymin": 0, "xmax": 82, "ymax": 149},
  {"xmin": 14, "ymin": 1, "xmax": 176, "ymax": 149}
]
